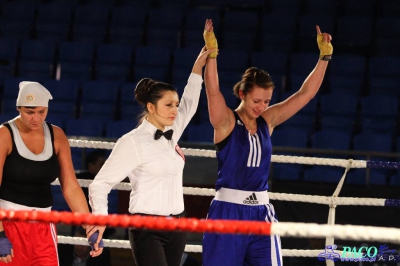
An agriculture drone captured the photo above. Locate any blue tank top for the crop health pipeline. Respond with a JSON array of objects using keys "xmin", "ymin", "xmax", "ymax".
[{"xmin": 215, "ymin": 112, "xmax": 272, "ymax": 191}]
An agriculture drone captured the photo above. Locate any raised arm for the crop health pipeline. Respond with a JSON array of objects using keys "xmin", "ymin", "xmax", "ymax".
[
  {"xmin": 204, "ymin": 19, "xmax": 235, "ymax": 143},
  {"xmin": 263, "ymin": 25, "xmax": 333, "ymax": 133}
]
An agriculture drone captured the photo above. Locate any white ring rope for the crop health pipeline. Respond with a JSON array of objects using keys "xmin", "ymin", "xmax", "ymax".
[
  {"xmin": 68, "ymin": 139, "xmax": 367, "ymax": 168},
  {"xmin": 58, "ymin": 235, "xmax": 329, "ymax": 256},
  {"xmin": 52, "ymin": 180, "xmax": 387, "ymax": 207}
]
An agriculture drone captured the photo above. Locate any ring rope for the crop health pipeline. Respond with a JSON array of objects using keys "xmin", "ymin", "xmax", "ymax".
[
  {"xmin": 1, "ymin": 209, "xmax": 400, "ymax": 244},
  {"xmin": 68, "ymin": 139, "xmax": 400, "ymax": 169},
  {"xmin": 57, "ymin": 236, "xmax": 335, "ymax": 257},
  {"xmin": 51, "ymin": 179, "xmax": 400, "ymax": 208}
]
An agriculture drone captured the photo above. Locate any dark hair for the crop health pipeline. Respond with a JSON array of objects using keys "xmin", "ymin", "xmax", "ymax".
[
  {"xmin": 233, "ymin": 67, "xmax": 275, "ymax": 98},
  {"xmin": 85, "ymin": 150, "xmax": 106, "ymax": 169},
  {"xmin": 134, "ymin": 78, "xmax": 177, "ymax": 122}
]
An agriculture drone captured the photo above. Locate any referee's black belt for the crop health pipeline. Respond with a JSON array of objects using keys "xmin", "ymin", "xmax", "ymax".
[{"xmin": 132, "ymin": 210, "xmax": 186, "ymax": 218}]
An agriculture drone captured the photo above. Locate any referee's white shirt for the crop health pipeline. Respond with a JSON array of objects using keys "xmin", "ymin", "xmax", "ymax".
[{"xmin": 89, "ymin": 73, "xmax": 203, "ymax": 216}]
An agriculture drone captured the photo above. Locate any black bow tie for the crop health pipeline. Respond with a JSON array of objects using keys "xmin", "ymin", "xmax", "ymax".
[{"xmin": 154, "ymin": 129, "xmax": 173, "ymax": 140}]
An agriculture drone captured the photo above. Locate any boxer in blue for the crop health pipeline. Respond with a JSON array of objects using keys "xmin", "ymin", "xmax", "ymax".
[{"xmin": 202, "ymin": 19, "xmax": 333, "ymax": 266}]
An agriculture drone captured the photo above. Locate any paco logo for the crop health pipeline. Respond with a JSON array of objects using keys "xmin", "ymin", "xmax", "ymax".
[{"xmin": 318, "ymin": 244, "xmax": 399, "ymax": 263}]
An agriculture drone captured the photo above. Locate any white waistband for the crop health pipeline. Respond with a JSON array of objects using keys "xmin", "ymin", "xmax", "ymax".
[
  {"xmin": 215, "ymin": 187, "xmax": 269, "ymax": 206},
  {"xmin": 0, "ymin": 199, "xmax": 51, "ymax": 212}
]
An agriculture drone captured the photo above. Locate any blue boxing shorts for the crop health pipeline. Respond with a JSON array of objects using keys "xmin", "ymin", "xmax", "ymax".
[{"xmin": 202, "ymin": 188, "xmax": 282, "ymax": 266}]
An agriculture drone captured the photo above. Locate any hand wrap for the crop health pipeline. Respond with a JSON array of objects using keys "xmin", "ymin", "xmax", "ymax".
[
  {"xmin": 203, "ymin": 30, "xmax": 218, "ymax": 58},
  {"xmin": 317, "ymin": 33, "xmax": 333, "ymax": 61},
  {"xmin": 88, "ymin": 231, "xmax": 104, "ymax": 251},
  {"xmin": 0, "ymin": 232, "xmax": 12, "ymax": 257}
]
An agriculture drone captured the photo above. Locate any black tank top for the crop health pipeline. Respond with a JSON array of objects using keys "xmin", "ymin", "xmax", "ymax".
[{"xmin": 0, "ymin": 121, "xmax": 60, "ymax": 207}]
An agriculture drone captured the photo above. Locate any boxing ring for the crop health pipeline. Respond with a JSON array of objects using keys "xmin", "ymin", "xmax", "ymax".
[{"xmin": 2, "ymin": 138, "xmax": 400, "ymax": 265}]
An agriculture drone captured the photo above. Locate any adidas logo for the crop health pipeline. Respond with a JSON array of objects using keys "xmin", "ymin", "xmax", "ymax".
[
  {"xmin": 243, "ymin": 193, "xmax": 259, "ymax": 205},
  {"xmin": 237, "ymin": 120, "xmax": 243, "ymax": 126}
]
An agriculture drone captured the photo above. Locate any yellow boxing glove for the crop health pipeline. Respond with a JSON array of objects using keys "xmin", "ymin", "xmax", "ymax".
[
  {"xmin": 203, "ymin": 30, "xmax": 218, "ymax": 58},
  {"xmin": 317, "ymin": 31, "xmax": 333, "ymax": 61}
]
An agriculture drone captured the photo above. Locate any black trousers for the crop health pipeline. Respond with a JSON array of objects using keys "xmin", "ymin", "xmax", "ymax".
[{"xmin": 129, "ymin": 212, "xmax": 187, "ymax": 266}]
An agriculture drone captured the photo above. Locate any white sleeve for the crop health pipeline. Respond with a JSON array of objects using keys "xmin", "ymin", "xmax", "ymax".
[
  {"xmin": 173, "ymin": 73, "xmax": 203, "ymax": 139},
  {"xmin": 89, "ymin": 135, "xmax": 140, "ymax": 215}
]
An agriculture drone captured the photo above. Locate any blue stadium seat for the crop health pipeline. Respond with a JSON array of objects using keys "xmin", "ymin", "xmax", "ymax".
[
  {"xmin": 35, "ymin": 22, "xmax": 70, "ymax": 43},
  {"xmin": 58, "ymin": 41, "xmax": 95, "ymax": 80},
  {"xmin": 42, "ymin": 79, "xmax": 80, "ymax": 103},
  {"xmin": 217, "ymin": 49, "xmax": 249, "ymax": 87},
  {"xmin": 311, "ymin": 130, "xmax": 351, "ymax": 151},
  {"xmin": 268, "ymin": 0, "xmax": 302, "ymax": 16},
  {"xmin": 146, "ymin": 28, "xmax": 181, "ymax": 50},
  {"xmin": 319, "ymin": 93, "xmax": 359, "ymax": 116},
  {"xmin": 172, "ymin": 47, "xmax": 199, "ymax": 85},
  {"xmin": 341, "ymin": 0, "xmax": 377, "ymax": 17},
  {"xmin": 0, "ymin": 38, "xmax": 19, "ymax": 78},
  {"xmin": 260, "ymin": 13, "xmax": 297, "ymax": 53},
  {"xmin": 379, "ymin": 0, "xmax": 400, "ymax": 17},
  {"xmin": 280, "ymin": 113, "xmax": 316, "ymax": 133},
  {"xmin": 373, "ymin": 18, "xmax": 400, "ymax": 56},
  {"xmin": 319, "ymin": 115, "xmax": 355, "ymax": 134},
  {"xmin": 59, "ymin": 41, "xmax": 95, "ymax": 64},
  {"xmin": 80, "ymin": 81, "xmax": 120, "ymax": 104},
  {"xmin": 250, "ymin": 52, "xmax": 288, "ymax": 80},
  {"xmin": 1, "ymin": 99, "xmax": 18, "ymax": 116},
  {"xmin": 303, "ymin": 0, "xmax": 337, "ymax": 15},
  {"xmin": 18, "ymin": 61, "xmax": 54, "ymax": 80},
  {"xmin": 227, "ymin": 0, "xmax": 264, "ymax": 9},
  {"xmin": 360, "ymin": 116, "xmax": 396, "ymax": 135},
  {"xmin": 36, "ymin": 2, "xmax": 73, "ymax": 25},
  {"xmin": 119, "ymin": 104, "xmax": 143, "ymax": 121},
  {"xmin": 105, "ymin": 120, "xmax": 134, "ymax": 139},
  {"xmin": 304, "ymin": 166, "xmax": 344, "ymax": 183},
  {"xmin": 2, "ymin": 78, "xmax": 25, "ymax": 100},
  {"xmin": 120, "ymin": 82, "xmax": 137, "ymax": 105},
  {"xmin": 0, "ymin": 1, "xmax": 36, "ymax": 23},
  {"xmin": 71, "ymin": 24, "xmax": 107, "ymax": 44},
  {"xmin": 389, "ymin": 172, "xmax": 400, "ymax": 186},
  {"xmin": 271, "ymin": 127, "xmax": 309, "ymax": 150},
  {"xmin": 0, "ymin": 21, "xmax": 33, "ymax": 40},
  {"xmin": 80, "ymin": 102, "xmax": 116, "ymax": 121},
  {"xmin": 133, "ymin": 46, "xmax": 171, "ymax": 82},
  {"xmin": 360, "ymin": 95, "xmax": 398, "ymax": 118},
  {"xmin": 73, "ymin": 4, "xmax": 110, "ymax": 26},
  {"xmin": 328, "ymin": 54, "xmax": 366, "ymax": 84},
  {"xmin": 192, "ymin": 0, "xmax": 227, "ymax": 9},
  {"xmin": 271, "ymin": 163, "xmax": 303, "ymax": 181},
  {"xmin": 94, "ymin": 43, "xmax": 133, "ymax": 81},
  {"xmin": 222, "ymin": 10, "xmax": 258, "ymax": 51},
  {"xmin": 148, "ymin": 7, "xmax": 183, "ymax": 31},
  {"xmin": 65, "ymin": 118, "xmax": 104, "ymax": 137},
  {"xmin": 368, "ymin": 56, "xmax": 400, "ymax": 96},
  {"xmin": 352, "ymin": 132, "xmax": 393, "ymax": 160},
  {"xmin": 328, "ymin": 76, "xmax": 364, "ymax": 96},
  {"xmin": 18, "ymin": 39, "xmax": 57, "ymax": 79},
  {"xmin": 335, "ymin": 16, "xmax": 373, "ymax": 55},
  {"xmin": 186, "ymin": 123, "xmax": 214, "ymax": 143},
  {"xmin": 20, "ymin": 39, "xmax": 57, "ymax": 62},
  {"xmin": 346, "ymin": 169, "xmax": 388, "ymax": 186},
  {"xmin": 48, "ymin": 101, "xmax": 77, "ymax": 120},
  {"xmin": 108, "ymin": 5, "xmax": 146, "ymax": 46}
]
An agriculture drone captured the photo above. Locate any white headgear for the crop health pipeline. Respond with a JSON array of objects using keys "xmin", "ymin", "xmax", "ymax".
[{"xmin": 16, "ymin": 81, "xmax": 53, "ymax": 107}]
